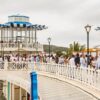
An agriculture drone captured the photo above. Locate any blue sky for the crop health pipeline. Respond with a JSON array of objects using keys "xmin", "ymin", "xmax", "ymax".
[{"xmin": 0, "ymin": 0, "xmax": 100, "ymax": 47}]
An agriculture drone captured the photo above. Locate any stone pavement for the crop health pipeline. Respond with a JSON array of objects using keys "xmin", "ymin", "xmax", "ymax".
[{"xmin": 38, "ymin": 75, "xmax": 97, "ymax": 100}]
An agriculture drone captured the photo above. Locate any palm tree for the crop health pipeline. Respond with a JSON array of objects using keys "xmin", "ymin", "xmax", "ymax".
[{"xmin": 66, "ymin": 42, "xmax": 85, "ymax": 56}]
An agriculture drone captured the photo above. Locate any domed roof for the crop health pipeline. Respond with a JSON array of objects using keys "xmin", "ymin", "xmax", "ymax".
[
  {"xmin": 8, "ymin": 15, "xmax": 29, "ymax": 18},
  {"xmin": 8, "ymin": 14, "xmax": 29, "ymax": 23},
  {"xmin": 0, "ymin": 15, "xmax": 48, "ymax": 30}
]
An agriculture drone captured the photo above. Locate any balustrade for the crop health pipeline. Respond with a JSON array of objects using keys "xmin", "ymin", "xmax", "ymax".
[
  {"xmin": 0, "ymin": 62, "xmax": 100, "ymax": 92},
  {"xmin": 0, "ymin": 43, "xmax": 43, "ymax": 50},
  {"xmin": 34, "ymin": 63, "xmax": 100, "ymax": 92}
]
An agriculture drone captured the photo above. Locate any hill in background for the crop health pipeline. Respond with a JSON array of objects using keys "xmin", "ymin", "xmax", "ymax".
[{"xmin": 43, "ymin": 44, "xmax": 67, "ymax": 53}]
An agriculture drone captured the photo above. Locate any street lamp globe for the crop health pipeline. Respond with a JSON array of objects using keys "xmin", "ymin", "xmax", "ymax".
[
  {"xmin": 48, "ymin": 37, "xmax": 51, "ymax": 43},
  {"xmin": 85, "ymin": 24, "xmax": 91, "ymax": 33}
]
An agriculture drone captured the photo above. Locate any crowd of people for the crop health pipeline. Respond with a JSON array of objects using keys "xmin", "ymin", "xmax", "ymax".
[{"xmin": 0, "ymin": 53, "xmax": 100, "ymax": 69}]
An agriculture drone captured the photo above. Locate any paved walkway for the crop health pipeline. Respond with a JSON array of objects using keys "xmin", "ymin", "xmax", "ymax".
[{"xmin": 38, "ymin": 75, "xmax": 97, "ymax": 100}]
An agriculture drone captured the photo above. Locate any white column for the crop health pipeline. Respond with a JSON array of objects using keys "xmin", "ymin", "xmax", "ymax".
[
  {"xmin": 12, "ymin": 84, "xmax": 14, "ymax": 100},
  {"xmin": 11, "ymin": 28, "xmax": 14, "ymax": 42},
  {"xmin": 20, "ymin": 28, "xmax": 22, "ymax": 42},
  {"xmin": 29, "ymin": 28, "xmax": 30, "ymax": 43},
  {"xmin": 3, "ymin": 28, "xmax": 5, "ymax": 42},
  {"xmin": 6, "ymin": 81, "xmax": 8, "ymax": 100},
  {"xmin": 32, "ymin": 27, "xmax": 33, "ymax": 43},
  {"xmin": 26, "ymin": 91, "xmax": 27, "ymax": 100},
  {"xmin": 6, "ymin": 28, "xmax": 8, "ymax": 43},
  {"xmin": 20, "ymin": 87, "xmax": 22, "ymax": 100},
  {"xmin": 3, "ymin": 81, "xmax": 7, "ymax": 99},
  {"xmin": 25, "ymin": 27, "xmax": 27, "ymax": 43},
  {"xmin": 35, "ymin": 27, "xmax": 37, "ymax": 43}
]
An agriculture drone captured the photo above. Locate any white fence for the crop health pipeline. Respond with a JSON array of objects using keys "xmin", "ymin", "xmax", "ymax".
[
  {"xmin": 0, "ymin": 43, "xmax": 43, "ymax": 51},
  {"xmin": 0, "ymin": 62, "xmax": 100, "ymax": 92},
  {"xmin": 34, "ymin": 63, "xmax": 100, "ymax": 92}
]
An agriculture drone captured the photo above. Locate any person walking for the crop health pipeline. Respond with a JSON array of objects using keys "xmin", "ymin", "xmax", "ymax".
[{"xmin": 75, "ymin": 53, "xmax": 80, "ymax": 68}]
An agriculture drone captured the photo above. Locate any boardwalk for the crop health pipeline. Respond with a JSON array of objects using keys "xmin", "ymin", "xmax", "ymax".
[{"xmin": 38, "ymin": 75, "xmax": 97, "ymax": 100}]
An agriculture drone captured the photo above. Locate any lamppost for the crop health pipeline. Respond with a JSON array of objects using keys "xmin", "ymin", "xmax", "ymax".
[
  {"xmin": 84, "ymin": 24, "xmax": 91, "ymax": 67},
  {"xmin": 47, "ymin": 37, "xmax": 51, "ymax": 60}
]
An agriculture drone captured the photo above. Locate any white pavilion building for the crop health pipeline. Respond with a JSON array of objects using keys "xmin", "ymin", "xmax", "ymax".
[{"xmin": 0, "ymin": 15, "xmax": 47, "ymax": 56}]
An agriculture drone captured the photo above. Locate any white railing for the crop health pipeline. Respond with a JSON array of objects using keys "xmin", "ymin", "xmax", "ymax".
[
  {"xmin": 0, "ymin": 43, "xmax": 43, "ymax": 51},
  {"xmin": 33, "ymin": 63, "xmax": 100, "ymax": 92},
  {"xmin": 0, "ymin": 62, "xmax": 100, "ymax": 93}
]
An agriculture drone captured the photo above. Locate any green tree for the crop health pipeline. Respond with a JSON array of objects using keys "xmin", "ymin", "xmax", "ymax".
[
  {"xmin": 66, "ymin": 42, "xmax": 85, "ymax": 56},
  {"xmin": 56, "ymin": 51, "xmax": 63, "ymax": 57}
]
